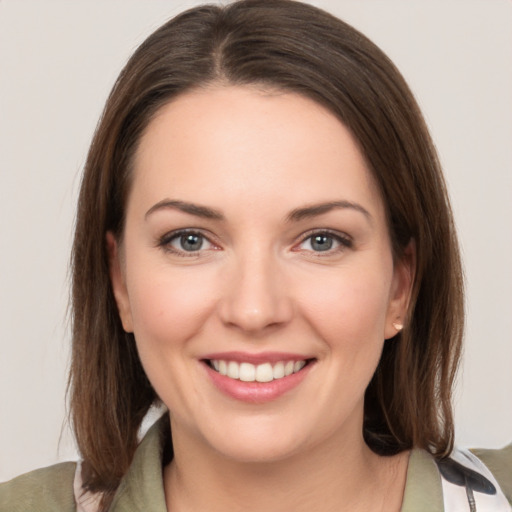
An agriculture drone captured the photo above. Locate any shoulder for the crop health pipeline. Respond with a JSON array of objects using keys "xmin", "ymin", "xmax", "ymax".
[
  {"xmin": 402, "ymin": 446, "xmax": 512, "ymax": 511},
  {"xmin": 472, "ymin": 443, "xmax": 512, "ymax": 504},
  {"xmin": 0, "ymin": 461, "xmax": 77, "ymax": 512}
]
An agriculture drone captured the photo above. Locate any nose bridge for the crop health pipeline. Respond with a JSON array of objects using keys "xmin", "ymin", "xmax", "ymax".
[{"xmin": 219, "ymin": 242, "xmax": 292, "ymax": 333}]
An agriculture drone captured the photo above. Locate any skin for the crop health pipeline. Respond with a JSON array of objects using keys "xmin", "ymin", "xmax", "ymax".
[{"xmin": 108, "ymin": 85, "xmax": 414, "ymax": 511}]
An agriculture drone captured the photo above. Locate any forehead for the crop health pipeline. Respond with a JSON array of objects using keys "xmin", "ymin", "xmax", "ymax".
[{"xmin": 131, "ymin": 85, "xmax": 385, "ymax": 221}]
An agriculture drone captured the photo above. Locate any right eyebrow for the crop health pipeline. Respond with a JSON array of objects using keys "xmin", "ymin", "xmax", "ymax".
[{"xmin": 145, "ymin": 199, "xmax": 224, "ymax": 221}]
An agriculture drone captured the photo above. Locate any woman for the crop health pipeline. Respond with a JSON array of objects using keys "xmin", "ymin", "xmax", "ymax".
[{"xmin": 1, "ymin": 1, "xmax": 510, "ymax": 511}]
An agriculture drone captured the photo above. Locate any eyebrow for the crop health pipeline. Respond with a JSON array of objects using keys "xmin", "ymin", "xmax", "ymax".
[
  {"xmin": 145, "ymin": 199, "xmax": 224, "ymax": 220},
  {"xmin": 145, "ymin": 198, "xmax": 372, "ymax": 224},
  {"xmin": 286, "ymin": 201, "xmax": 372, "ymax": 223}
]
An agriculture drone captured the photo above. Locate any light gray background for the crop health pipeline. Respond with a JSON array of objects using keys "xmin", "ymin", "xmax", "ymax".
[{"xmin": 1, "ymin": 0, "xmax": 511, "ymax": 481}]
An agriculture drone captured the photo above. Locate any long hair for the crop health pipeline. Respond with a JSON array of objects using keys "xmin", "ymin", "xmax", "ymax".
[{"xmin": 70, "ymin": 0, "xmax": 464, "ymax": 508}]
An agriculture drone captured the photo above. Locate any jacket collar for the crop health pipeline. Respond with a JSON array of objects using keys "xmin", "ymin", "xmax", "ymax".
[{"xmin": 110, "ymin": 416, "xmax": 168, "ymax": 511}]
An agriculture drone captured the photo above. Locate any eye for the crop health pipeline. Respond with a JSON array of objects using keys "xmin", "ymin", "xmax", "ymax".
[
  {"xmin": 159, "ymin": 230, "xmax": 216, "ymax": 255},
  {"xmin": 307, "ymin": 234, "xmax": 335, "ymax": 252},
  {"xmin": 174, "ymin": 232, "xmax": 207, "ymax": 252},
  {"xmin": 297, "ymin": 231, "xmax": 352, "ymax": 253}
]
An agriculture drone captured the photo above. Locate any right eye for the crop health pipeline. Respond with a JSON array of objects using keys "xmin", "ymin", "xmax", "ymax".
[{"xmin": 159, "ymin": 230, "xmax": 216, "ymax": 256}]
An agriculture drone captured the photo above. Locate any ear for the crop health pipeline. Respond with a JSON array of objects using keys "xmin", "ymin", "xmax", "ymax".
[
  {"xmin": 384, "ymin": 240, "xmax": 416, "ymax": 340},
  {"xmin": 106, "ymin": 231, "xmax": 134, "ymax": 333}
]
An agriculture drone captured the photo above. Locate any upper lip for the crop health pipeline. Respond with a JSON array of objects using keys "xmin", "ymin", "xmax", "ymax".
[{"xmin": 201, "ymin": 351, "xmax": 313, "ymax": 365}]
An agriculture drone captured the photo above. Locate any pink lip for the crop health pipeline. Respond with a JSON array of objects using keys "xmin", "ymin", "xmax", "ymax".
[
  {"xmin": 201, "ymin": 351, "xmax": 310, "ymax": 365},
  {"xmin": 202, "ymin": 358, "xmax": 315, "ymax": 404}
]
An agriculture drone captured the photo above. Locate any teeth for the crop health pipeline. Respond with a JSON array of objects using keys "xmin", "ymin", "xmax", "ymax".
[
  {"xmin": 273, "ymin": 361, "xmax": 285, "ymax": 379},
  {"xmin": 239, "ymin": 362, "xmax": 256, "ymax": 382},
  {"xmin": 255, "ymin": 362, "xmax": 273, "ymax": 382},
  {"xmin": 294, "ymin": 360, "xmax": 306, "ymax": 372},
  {"xmin": 227, "ymin": 361, "xmax": 239, "ymax": 379},
  {"xmin": 210, "ymin": 359, "xmax": 308, "ymax": 382}
]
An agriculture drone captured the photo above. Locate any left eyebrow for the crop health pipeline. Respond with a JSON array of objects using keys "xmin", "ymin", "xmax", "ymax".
[{"xmin": 286, "ymin": 200, "xmax": 372, "ymax": 223}]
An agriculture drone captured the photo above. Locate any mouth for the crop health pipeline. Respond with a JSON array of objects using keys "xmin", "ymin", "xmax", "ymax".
[
  {"xmin": 201, "ymin": 351, "xmax": 316, "ymax": 402},
  {"xmin": 205, "ymin": 359, "xmax": 314, "ymax": 383}
]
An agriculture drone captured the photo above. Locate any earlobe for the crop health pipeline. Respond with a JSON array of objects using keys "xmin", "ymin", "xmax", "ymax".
[
  {"xmin": 384, "ymin": 240, "xmax": 416, "ymax": 340},
  {"xmin": 106, "ymin": 231, "xmax": 134, "ymax": 333}
]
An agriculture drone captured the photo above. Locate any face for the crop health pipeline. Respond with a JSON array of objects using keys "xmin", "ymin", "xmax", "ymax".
[{"xmin": 108, "ymin": 86, "xmax": 412, "ymax": 463}]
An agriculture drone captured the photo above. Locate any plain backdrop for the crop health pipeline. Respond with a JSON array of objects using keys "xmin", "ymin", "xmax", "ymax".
[{"xmin": 1, "ymin": 0, "xmax": 511, "ymax": 481}]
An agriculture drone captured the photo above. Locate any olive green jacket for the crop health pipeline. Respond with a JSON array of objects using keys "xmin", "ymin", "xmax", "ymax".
[{"xmin": 1, "ymin": 418, "xmax": 511, "ymax": 511}]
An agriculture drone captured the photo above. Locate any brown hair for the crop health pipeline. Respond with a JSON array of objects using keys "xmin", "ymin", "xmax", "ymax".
[{"xmin": 70, "ymin": 0, "xmax": 464, "ymax": 507}]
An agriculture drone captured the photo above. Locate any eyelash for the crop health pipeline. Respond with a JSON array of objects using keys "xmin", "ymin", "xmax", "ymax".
[
  {"xmin": 157, "ymin": 228, "xmax": 353, "ymax": 257},
  {"xmin": 157, "ymin": 229, "xmax": 217, "ymax": 257},
  {"xmin": 295, "ymin": 229, "xmax": 353, "ymax": 255}
]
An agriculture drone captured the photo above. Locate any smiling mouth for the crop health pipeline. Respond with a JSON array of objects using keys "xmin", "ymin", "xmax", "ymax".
[{"xmin": 205, "ymin": 359, "xmax": 314, "ymax": 383}]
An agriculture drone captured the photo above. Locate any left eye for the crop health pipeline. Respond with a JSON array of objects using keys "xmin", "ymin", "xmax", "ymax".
[
  {"xmin": 167, "ymin": 232, "xmax": 213, "ymax": 252},
  {"xmin": 298, "ymin": 232, "xmax": 350, "ymax": 252}
]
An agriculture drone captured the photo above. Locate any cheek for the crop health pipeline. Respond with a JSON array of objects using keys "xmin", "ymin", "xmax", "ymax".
[
  {"xmin": 125, "ymin": 266, "xmax": 220, "ymax": 414},
  {"xmin": 126, "ymin": 266, "xmax": 218, "ymax": 354},
  {"xmin": 298, "ymin": 262, "xmax": 393, "ymax": 353}
]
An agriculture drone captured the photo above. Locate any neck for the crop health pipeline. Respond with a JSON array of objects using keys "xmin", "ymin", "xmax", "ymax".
[{"xmin": 163, "ymin": 419, "xmax": 408, "ymax": 512}]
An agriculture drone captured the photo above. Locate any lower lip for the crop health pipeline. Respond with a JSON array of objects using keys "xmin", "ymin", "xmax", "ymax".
[{"xmin": 203, "ymin": 361, "xmax": 314, "ymax": 403}]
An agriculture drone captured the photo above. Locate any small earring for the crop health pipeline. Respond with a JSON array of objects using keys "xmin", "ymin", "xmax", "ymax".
[{"xmin": 392, "ymin": 320, "xmax": 404, "ymax": 331}]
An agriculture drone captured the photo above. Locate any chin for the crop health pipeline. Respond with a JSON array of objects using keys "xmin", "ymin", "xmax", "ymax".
[
  {"xmin": 194, "ymin": 414, "xmax": 316, "ymax": 464},
  {"xmin": 211, "ymin": 434, "xmax": 304, "ymax": 464}
]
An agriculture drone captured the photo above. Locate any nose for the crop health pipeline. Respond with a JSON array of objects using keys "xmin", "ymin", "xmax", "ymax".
[{"xmin": 218, "ymin": 250, "xmax": 293, "ymax": 335}]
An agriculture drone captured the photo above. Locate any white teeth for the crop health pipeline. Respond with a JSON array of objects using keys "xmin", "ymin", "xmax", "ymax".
[
  {"xmin": 210, "ymin": 359, "xmax": 308, "ymax": 382},
  {"xmin": 256, "ymin": 363, "xmax": 273, "ymax": 382},
  {"xmin": 284, "ymin": 361, "xmax": 294, "ymax": 376},
  {"xmin": 239, "ymin": 362, "xmax": 256, "ymax": 382},
  {"xmin": 294, "ymin": 360, "xmax": 306, "ymax": 372},
  {"xmin": 227, "ymin": 361, "xmax": 239, "ymax": 379},
  {"xmin": 273, "ymin": 361, "xmax": 285, "ymax": 379}
]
